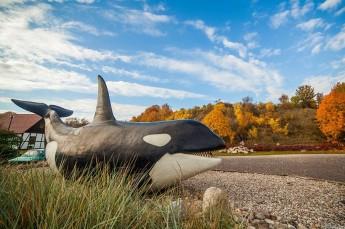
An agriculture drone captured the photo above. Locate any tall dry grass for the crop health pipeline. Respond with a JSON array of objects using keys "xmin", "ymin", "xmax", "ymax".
[{"xmin": 0, "ymin": 165, "xmax": 237, "ymax": 228}]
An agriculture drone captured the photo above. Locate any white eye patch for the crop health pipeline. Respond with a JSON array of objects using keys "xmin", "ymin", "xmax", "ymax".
[{"xmin": 143, "ymin": 134, "xmax": 171, "ymax": 147}]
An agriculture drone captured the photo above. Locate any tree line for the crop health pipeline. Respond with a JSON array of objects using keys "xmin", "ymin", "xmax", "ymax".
[{"xmin": 132, "ymin": 83, "xmax": 345, "ymax": 145}]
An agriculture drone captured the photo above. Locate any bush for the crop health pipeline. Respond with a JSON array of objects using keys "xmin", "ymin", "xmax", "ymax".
[{"xmin": 0, "ymin": 130, "xmax": 20, "ymax": 161}]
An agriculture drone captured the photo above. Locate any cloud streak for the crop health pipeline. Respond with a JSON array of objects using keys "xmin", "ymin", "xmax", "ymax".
[{"xmin": 185, "ymin": 20, "xmax": 247, "ymax": 58}]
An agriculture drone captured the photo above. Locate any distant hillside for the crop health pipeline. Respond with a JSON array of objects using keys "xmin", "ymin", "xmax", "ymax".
[{"xmin": 131, "ymin": 102, "xmax": 325, "ymax": 145}]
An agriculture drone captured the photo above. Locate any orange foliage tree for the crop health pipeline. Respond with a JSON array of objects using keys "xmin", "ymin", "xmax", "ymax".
[
  {"xmin": 316, "ymin": 83, "xmax": 345, "ymax": 142},
  {"xmin": 131, "ymin": 104, "xmax": 173, "ymax": 122},
  {"xmin": 202, "ymin": 103, "xmax": 235, "ymax": 143}
]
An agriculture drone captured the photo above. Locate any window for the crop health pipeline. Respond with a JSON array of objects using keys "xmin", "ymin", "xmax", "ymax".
[{"xmin": 28, "ymin": 136, "xmax": 36, "ymax": 149}]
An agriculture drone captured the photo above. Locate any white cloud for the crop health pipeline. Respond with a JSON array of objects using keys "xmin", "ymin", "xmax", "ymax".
[
  {"xmin": 185, "ymin": 20, "xmax": 247, "ymax": 58},
  {"xmin": 76, "ymin": 0, "xmax": 95, "ymax": 4},
  {"xmin": 102, "ymin": 66, "xmax": 160, "ymax": 82},
  {"xmin": 318, "ymin": 0, "xmax": 342, "ymax": 10},
  {"xmin": 104, "ymin": 6, "xmax": 172, "ymax": 36},
  {"xmin": 136, "ymin": 52, "xmax": 284, "ymax": 100},
  {"xmin": 0, "ymin": 96, "xmax": 146, "ymax": 120},
  {"xmin": 326, "ymin": 26, "xmax": 345, "ymax": 51},
  {"xmin": 296, "ymin": 18, "xmax": 327, "ymax": 31},
  {"xmin": 48, "ymin": 98, "xmax": 146, "ymax": 121},
  {"xmin": 61, "ymin": 21, "xmax": 116, "ymax": 36},
  {"xmin": 331, "ymin": 57, "xmax": 345, "ymax": 69},
  {"xmin": 290, "ymin": 0, "xmax": 314, "ymax": 18},
  {"xmin": 48, "ymin": 0, "xmax": 95, "ymax": 3},
  {"xmin": 0, "ymin": 3, "xmax": 211, "ymax": 100},
  {"xmin": 270, "ymin": 0, "xmax": 313, "ymax": 29},
  {"xmin": 243, "ymin": 32, "xmax": 259, "ymax": 49},
  {"xmin": 0, "ymin": 4, "xmax": 130, "ymax": 65},
  {"xmin": 259, "ymin": 48, "xmax": 281, "ymax": 57},
  {"xmin": 303, "ymin": 72, "xmax": 345, "ymax": 94},
  {"xmin": 297, "ymin": 32, "xmax": 324, "ymax": 54},
  {"xmin": 335, "ymin": 6, "xmax": 345, "ymax": 15},
  {"xmin": 0, "ymin": 0, "xmax": 25, "ymax": 7},
  {"xmin": 270, "ymin": 10, "xmax": 290, "ymax": 28},
  {"xmin": 0, "ymin": 59, "xmax": 95, "ymax": 92},
  {"xmin": 106, "ymin": 81, "xmax": 205, "ymax": 99},
  {"xmin": 0, "ymin": 59, "xmax": 204, "ymax": 99}
]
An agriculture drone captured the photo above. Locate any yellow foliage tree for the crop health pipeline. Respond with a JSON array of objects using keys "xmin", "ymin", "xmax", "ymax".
[
  {"xmin": 233, "ymin": 104, "xmax": 255, "ymax": 128},
  {"xmin": 167, "ymin": 109, "xmax": 192, "ymax": 120},
  {"xmin": 131, "ymin": 104, "xmax": 173, "ymax": 122},
  {"xmin": 202, "ymin": 103, "xmax": 235, "ymax": 143},
  {"xmin": 316, "ymin": 83, "xmax": 345, "ymax": 142},
  {"xmin": 268, "ymin": 118, "xmax": 288, "ymax": 135},
  {"xmin": 248, "ymin": 127, "xmax": 258, "ymax": 139},
  {"xmin": 265, "ymin": 102, "xmax": 275, "ymax": 112}
]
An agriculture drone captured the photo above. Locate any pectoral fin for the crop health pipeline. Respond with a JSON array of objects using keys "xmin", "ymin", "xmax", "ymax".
[{"xmin": 149, "ymin": 153, "xmax": 222, "ymax": 189}]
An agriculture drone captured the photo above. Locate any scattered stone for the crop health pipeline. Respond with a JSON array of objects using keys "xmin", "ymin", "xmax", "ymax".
[
  {"xmin": 297, "ymin": 223, "xmax": 307, "ymax": 229},
  {"xmin": 252, "ymin": 220, "xmax": 269, "ymax": 229},
  {"xmin": 247, "ymin": 226, "xmax": 255, "ymax": 229},
  {"xmin": 183, "ymin": 171, "xmax": 345, "ymax": 228},
  {"xmin": 202, "ymin": 187, "xmax": 227, "ymax": 213},
  {"xmin": 169, "ymin": 198, "xmax": 183, "ymax": 216},
  {"xmin": 265, "ymin": 219, "xmax": 275, "ymax": 225},
  {"xmin": 287, "ymin": 224, "xmax": 296, "ymax": 229},
  {"xmin": 254, "ymin": 211, "xmax": 266, "ymax": 220}
]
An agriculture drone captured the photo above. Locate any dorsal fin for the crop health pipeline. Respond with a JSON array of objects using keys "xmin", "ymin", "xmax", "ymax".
[{"xmin": 92, "ymin": 75, "xmax": 116, "ymax": 124}]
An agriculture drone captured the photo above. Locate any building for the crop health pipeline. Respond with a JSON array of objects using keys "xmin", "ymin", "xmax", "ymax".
[{"xmin": 0, "ymin": 112, "xmax": 45, "ymax": 149}]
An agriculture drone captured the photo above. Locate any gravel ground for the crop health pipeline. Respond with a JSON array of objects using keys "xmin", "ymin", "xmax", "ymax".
[{"xmin": 182, "ymin": 171, "xmax": 345, "ymax": 228}]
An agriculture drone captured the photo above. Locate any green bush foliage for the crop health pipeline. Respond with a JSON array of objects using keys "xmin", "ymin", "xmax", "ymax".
[{"xmin": 0, "ymin": 130, "xmax": 20, "ymax": 161}]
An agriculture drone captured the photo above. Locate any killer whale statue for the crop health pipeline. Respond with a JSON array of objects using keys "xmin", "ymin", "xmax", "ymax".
[{"xmin": 12, "ymin": 75, "xmax": 225, "ymax": 189}]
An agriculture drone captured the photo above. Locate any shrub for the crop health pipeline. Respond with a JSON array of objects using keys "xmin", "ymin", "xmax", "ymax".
[{"xmin": 0, "ymin": 130, "xmax": 20, "ymax": 161}]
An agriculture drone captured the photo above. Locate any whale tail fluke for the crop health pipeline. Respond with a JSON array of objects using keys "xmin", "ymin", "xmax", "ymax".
[{"xmin": 11, "ymin": 99, "xmax": 73, "ymax": 117}]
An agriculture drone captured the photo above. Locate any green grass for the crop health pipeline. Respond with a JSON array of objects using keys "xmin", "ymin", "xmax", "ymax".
[
  {"xmin": 0, "ymin": 165, "xmax": 237, "ymax": 229},
  {"xmin": 215, "ymin": 150, "xmax": 345, "ymax": 157}
]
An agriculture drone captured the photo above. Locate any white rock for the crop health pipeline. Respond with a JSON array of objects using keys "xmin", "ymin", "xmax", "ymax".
[
  {"xmin": 202, "ymin": 187, "xmax": 227, "ymax": 213},
  {"xmin": 169, "ymin": 198, "xmax": 183, "ymax": 216},
  {"xmin": 265, "ymin": 219, "xmax": 275, "ymax": 224},
  {"xmin": 297, "ymin": 224, "xmax": 307, "ymax": 229}
]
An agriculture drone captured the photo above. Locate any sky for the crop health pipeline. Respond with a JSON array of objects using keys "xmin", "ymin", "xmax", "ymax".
[{"xmin": 0, "ymin": 0, "xmax": 344, "ymax": 120}]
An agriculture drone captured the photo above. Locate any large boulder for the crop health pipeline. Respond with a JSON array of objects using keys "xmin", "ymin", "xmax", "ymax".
[{"xmin": 202, "ymin": 187, "xmax": 228, "ymax": 213}]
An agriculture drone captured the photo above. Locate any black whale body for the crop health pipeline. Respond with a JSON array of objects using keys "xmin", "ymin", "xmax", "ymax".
[{"xmin": 12, "ymin": 75, "xmax": 225, "ymax": 188}]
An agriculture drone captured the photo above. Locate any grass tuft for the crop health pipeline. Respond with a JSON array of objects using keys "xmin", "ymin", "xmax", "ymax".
[{"xmin": 0, "ymin": 165, "xmax": 237, "ymax": 228}]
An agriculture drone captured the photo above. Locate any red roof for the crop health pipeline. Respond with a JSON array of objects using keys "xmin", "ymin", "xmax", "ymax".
[{"xmin": 0, "ymin": 113, "xmax": 42, "ymax": 134}]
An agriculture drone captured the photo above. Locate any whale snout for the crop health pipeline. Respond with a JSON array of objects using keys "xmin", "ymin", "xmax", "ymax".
[{"xmin": 174, "ymin": 120, "xmax": 226, "ymax": 153}]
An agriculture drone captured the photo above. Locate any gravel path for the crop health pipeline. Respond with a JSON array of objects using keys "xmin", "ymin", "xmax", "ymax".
[
  {"xmin": 183, "ymin": 171, "xmax": 345, "ymax": 228},
  {"xmin": 218, "ymin": 154, "xmax": 345, "ymax": 182}
]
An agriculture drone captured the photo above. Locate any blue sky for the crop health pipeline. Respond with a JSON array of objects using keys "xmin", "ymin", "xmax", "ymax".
[{"xmin": 0, "ymin": 0, "xmax": 344, "ymax": 120}]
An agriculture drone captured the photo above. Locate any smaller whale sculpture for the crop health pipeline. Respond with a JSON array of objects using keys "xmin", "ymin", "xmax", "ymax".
[{"xmin": 12, "ymin": 75, "xmax": 225, "ymax": 189}]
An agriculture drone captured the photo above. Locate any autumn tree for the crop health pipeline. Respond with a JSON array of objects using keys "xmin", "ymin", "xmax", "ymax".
[
  {"xmin": 278, "ymin": 94, "xmax": 292, "ymax": 109},
  {"xmin": 167, "ymin": 109, "xmax": 192, "ymax": 120},
  {"xmin": 233, "ymin": 103, "xmax": 256, "ymax": 141},
  {"xmin": 291, "ymin": 85, "xmax": 316, "ymax": 108},
  {"xmin": 131, "ymin": 104, "xmax": 173, "ymax": 122},
  {"xmin": 315, "ymin": 93, "xmax": 323, "ymax": 107},
  {"xmin": 316, "ymin": 83, "xmax": 345, "ymax": 142},
  {"xmin": 202, "ymin": 103, "xmax": 235, "ymax": 143}
]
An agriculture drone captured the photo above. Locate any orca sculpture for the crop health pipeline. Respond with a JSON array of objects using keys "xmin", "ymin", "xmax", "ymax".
[{"xmin": 12, "ymin": 75, "xmax": 225, "ymax": 189}]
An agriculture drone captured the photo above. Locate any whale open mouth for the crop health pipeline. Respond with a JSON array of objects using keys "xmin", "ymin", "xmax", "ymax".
[
  {"xmin": 190, "ymin": 150, "xmax": 215, "ymax": 157},
  {"xmin": 149, "ymin": 150, "xmax": 222, "ymax": 189}
]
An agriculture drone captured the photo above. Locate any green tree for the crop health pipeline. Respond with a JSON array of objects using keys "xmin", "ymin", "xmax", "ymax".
[
  {"xmin": 0, "ymin": 130, "xmax": 20, "ymax": 161},
  {"xmin": 292, "ymin": 85, "xmax": 316, "ymax": 108}
]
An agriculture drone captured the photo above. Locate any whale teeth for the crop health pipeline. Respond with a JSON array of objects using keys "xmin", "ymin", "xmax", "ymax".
[{"xmin": 190, "ymin": 151, "xmax": 214, "ymax": 158}]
